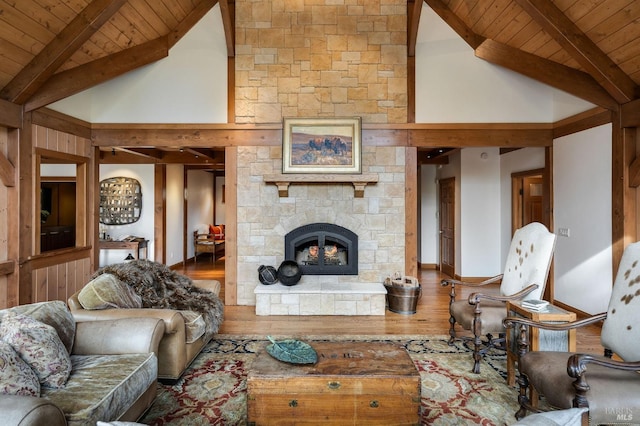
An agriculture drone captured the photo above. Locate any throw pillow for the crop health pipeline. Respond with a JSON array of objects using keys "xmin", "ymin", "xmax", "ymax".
[
  {"xmin": 209, "ymin": 224, "xmax": 224, "ymax": 240},
  {"xmin": 0, "ymin": 340, "xmax": 40, "ymax": 397},
  {"xmin": 78, "ymin": 273, "xmax": 142, "ymax": 310},
  {"xmin": 0, "ymin": 312, "xmax": 71, "ymax": 388},
  {"xmin": 1, "ymin": 300, "xmax": 76, "ymax": 353}
]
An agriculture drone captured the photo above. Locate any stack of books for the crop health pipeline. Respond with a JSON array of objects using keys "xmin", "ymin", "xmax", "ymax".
[{"xmin": 521, "ymin": 299, "xmax": 550, "ymax": 311}]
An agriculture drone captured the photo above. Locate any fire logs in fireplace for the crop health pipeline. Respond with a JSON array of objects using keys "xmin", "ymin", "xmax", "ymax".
[{"xmin": 284, "ymin": 223, "xmax": 358, "ymax": 275}]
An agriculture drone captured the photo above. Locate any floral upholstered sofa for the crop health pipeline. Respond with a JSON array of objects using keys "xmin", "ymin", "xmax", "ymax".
[{"xmin": 0, "ymin": 300, "xmax": 164, "ymax": 426}]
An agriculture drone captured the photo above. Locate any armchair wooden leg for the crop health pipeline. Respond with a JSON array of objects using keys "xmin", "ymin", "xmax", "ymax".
[
  {"xmin": 447, "ymin": 315, "xmax": 456, "ymax": 345},
  {"xmin": 472, "ymin": 333, "xmax": 482, "ymax": 374},
  {"xmin": 516, "ymin": 372, "xmax": 531, "ymax": 420}
]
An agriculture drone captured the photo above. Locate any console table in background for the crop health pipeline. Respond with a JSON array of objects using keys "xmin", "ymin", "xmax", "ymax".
[{"xmin": 99, "ymin": 239, "xmax": 149, "ymax": 260}]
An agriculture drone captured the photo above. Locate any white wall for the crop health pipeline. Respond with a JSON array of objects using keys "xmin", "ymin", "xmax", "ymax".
[
  {"xmin": 187, "ymin": 170, "xmax": 215, "ymax": 259},
  {"xmin": 99, "ymin": 164, "xmax": 155, "ymax": 266},
  {"xmin": 553, "ymin": 124, "xmax": 612, "ymax": 314},
  {"xmin": 215, "ymin": 175, "xmax": 226, "ymax": 225},
  {"xmin": 166, "ymin": 164, "xmax": 185, "ymax": 265},
  {"xmin": 414, "ymin": 4, "xmax": 594, "ymax": 123},
  {"xmin": 420, "ymin": 165, "xmax": 438, "ymax": 265},
  {"xmin": 49, "ymin": 5, "xmax": 228, "ymax": 124},
  {"xmin": 459, "ymin": 148, "xmax": 502, "ymax": 277},
  {"xmin": 41, "ymin": 164, "xmax": 75, "ymax": 177},
  {"xmin": 98, "ymin": 165, "xmax": 215, "ymax": 267}
]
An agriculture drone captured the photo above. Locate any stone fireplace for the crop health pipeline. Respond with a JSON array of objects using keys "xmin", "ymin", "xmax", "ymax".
[
  {"xmin": 232, "ymin": 0, "xmax": 409, "ymax": 315},
  {"xmin": 285, "ymin": 223, "xmax": 358, "ymax": 275},
  {"xmin": 236, "ymin": 145, "xmax": 407, "ymax": 315}
]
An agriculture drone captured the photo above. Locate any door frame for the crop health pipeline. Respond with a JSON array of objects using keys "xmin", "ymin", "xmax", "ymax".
[
  {"xmin": 511, "ymin": 166, "xmax": 554, "ymax": 301},
  {"xmin": 439, "ymin": 177, "xmax": 455, "ymax": 278},
  {"xmin": 511, "ymin": 168, "xmax": 545, "ymax": 234}
]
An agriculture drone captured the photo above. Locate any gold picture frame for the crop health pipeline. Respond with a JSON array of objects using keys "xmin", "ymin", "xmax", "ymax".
[{"xmin": 282, "ymin": 117, "xmax": 362, "ymax": 174}]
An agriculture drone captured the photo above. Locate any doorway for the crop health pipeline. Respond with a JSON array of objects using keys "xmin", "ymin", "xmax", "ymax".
[
  {"xmin": 511, "ymin": 169, "xmax": 544, "ymax": 233},
  {"xmin": 512, "ymin": 168, "xmax": 554, "ymax": 300},
  {"xmin": 439, "ymin": 177, "xmax": 455, "ymax": 278}
]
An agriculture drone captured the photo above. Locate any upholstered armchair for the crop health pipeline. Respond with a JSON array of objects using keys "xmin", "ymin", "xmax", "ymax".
[
  {"xmin": 441, "ymin": 222, "xmax": 556, "ymax": 373},
  {"xmin": 504, "ymin": 241, "xmax": 640, "ymax": 425},
  {"xmin": 194, "ymin": 224, "xmax": 225, "ymax": 263}
]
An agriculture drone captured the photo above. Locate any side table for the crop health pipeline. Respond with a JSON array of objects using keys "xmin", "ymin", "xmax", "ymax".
[
  {"xmin": 505, "ymin": 300, "xmax": 576, "ymax": 386},
  {"xmin": 99, "ymin": 239, "xmax": 149, "ymax": 260}
]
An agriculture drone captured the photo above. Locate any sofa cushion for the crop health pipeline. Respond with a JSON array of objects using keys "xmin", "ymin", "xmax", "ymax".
[
  {"xmin": 0, "ymin": 340, "xmax": 40, "ymax": 397},
  {"xmin": 0, "ymin": 300, "xmax": 76, "ymax": 353},
  {"xmin": 179, "ymin": 310, "xmax": 206, "ymax": 343},
  {"xmin": 78, "ymin": 274, "xmax": 142, "ymax": 310},
  {"xmin": 0, "ymin": 312, "xmax": 72, "ymax": 389},
  {"xmin": 44, "ymin": 353, "xmax": 157, "ymax": 426}
]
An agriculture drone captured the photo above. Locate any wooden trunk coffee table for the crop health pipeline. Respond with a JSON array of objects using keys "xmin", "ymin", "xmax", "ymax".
[{"xmin": 246, "ymin": 341, "xmax": 421, "ymax": 425}]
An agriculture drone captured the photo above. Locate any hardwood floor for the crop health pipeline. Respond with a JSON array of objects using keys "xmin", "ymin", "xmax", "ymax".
[{"xmin": 175, "ymin": 256, "xmax": 604, "ymax": 353}]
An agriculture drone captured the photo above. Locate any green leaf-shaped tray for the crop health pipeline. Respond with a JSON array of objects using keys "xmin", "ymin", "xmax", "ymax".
[{"xmin": 266, "ymin": 336, "xmax": 318, "ymax": 364}]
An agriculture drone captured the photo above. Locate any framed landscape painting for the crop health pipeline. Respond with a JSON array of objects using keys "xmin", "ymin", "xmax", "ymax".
[{"xmin": 282, "ymin": 117, "xmax": 362, "ymax": 174}]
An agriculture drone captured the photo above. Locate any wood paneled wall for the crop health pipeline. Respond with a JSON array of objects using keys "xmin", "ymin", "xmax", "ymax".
[
  {"xmin": 32, "ymin": 257, "xmax": 91, "ymax": 304},
  {"xmin": 0, "ymin": 117, "xmax": 95, "ymax": 309}
]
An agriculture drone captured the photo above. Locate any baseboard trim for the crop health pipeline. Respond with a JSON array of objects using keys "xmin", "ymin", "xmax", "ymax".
[
  {"xmin": 455, "ymin": 275, "xmax": 497, "ymax": 284},
  {"xmin": 168, "ymin": 258, "xmax": 194, "ymax": 270},
  {"xmin": 419, "ymin": 263, "xmax": 438, "ymax": 270}
]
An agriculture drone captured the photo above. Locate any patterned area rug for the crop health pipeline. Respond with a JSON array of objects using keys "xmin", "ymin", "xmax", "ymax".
[{"xmin": 140, "ymin": 335, "xmax": 520, "ymax": 425}]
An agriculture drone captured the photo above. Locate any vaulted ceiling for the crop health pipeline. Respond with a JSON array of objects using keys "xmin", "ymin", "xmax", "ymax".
[{"xmin": 1, "ymin": 0, "xmax": 639, "ymax": 164}]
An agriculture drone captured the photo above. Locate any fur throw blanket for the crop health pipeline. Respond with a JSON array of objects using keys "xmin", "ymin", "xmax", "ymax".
[{"xmin": 93, "ymin": 260, "xmax": 224, "ymax": 335}]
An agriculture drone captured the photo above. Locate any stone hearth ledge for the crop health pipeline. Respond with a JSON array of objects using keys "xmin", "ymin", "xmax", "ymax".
[{"xmin": 254, "ymin": 282, "xmax": 387, "ymax": 316}]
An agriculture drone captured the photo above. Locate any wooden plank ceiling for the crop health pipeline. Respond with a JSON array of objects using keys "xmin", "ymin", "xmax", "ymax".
[{"xmin": 0, "ymin": 0, "xmax": 639, "ymax": 165}]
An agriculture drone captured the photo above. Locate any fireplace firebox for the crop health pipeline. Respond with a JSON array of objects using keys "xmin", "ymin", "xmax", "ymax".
[{"xmin": 285, "ymin": 223, "xmax": 358, "ymax": 275}]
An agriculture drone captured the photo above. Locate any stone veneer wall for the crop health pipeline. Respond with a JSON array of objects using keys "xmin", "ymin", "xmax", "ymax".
[
  {"xmin": 236, "ymin": 145, "xmax": 406, "ymax": 305},
  {"xmin": 235, "ymin": 0, "xmax": 408, "ymax": 124}
]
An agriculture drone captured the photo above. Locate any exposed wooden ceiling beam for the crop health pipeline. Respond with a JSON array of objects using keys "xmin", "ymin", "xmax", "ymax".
[
  {"xmin": 0, "ymin": 99, "xmax": 22, "ymax": 129},
  {"xmin": 25, "ymin": 38, "xmax": 169, "ymax": 112},
  {"xmin": 169, "ymin": 0, "xmax": 219, "ymax": 49},
  {"xmin": 424, "ymin": 0, "xmax": 485, "ymax": 49},
  {"xmin": 0, "ymin": 0, "xmax": 128, "ymax": 104},
  {"xmin": 515, "ymin": 0, "xmax": 637, "ymax": 104},
  {"xmin": 630, "ymin": 156, "xmax": 640, "ymax": 188},
  {"xmin": 185, "ymin": 148, "xmax": 224, "ymax": 161},
  {"xmin": 409, "ymin": 127, "xmax": 552, "ymax": 148},
  {"xmin": 621, "ymin": 99, "xmax": 640, "ymax": 128},
  {"xmin": 98, "ymin": 147, "xmax": 226, "ymax": 166},
  {"xmin": 32, "ymin": 108, "xmax": 92, "ymax": 139},
  {"xmin": 417, "ymin": 148, "xmax": 454, "ymax": 165},
  {"xmin": 553, "ymin": 107, "xmax": 612, "ymax": 139},
  {"xmin": 219, "ymin": 0, "xmax": 235, "ymax": 57},
  {"xmin": 418, "ymin": 155, "xmax": 449, "ymax": 165},
  {"xmin": 408, "ymin": 0, "xmax": 423, "ymax": 57},
  {"xmin": 0, "ymin": 151, "xmax": 16, "ymax": 187},
  {"xmin": 118, "ymin": 148, "xmax": 165, "ymax": 159},
  {"xmin": 475, "ymin": 39, "xmax": 618, "ymax": 111}
]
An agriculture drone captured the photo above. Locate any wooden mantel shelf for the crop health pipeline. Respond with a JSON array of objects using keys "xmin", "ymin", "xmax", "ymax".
[{"xmin": 264, "ymin": 173, "xmax": 379, "ymax": 198}]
